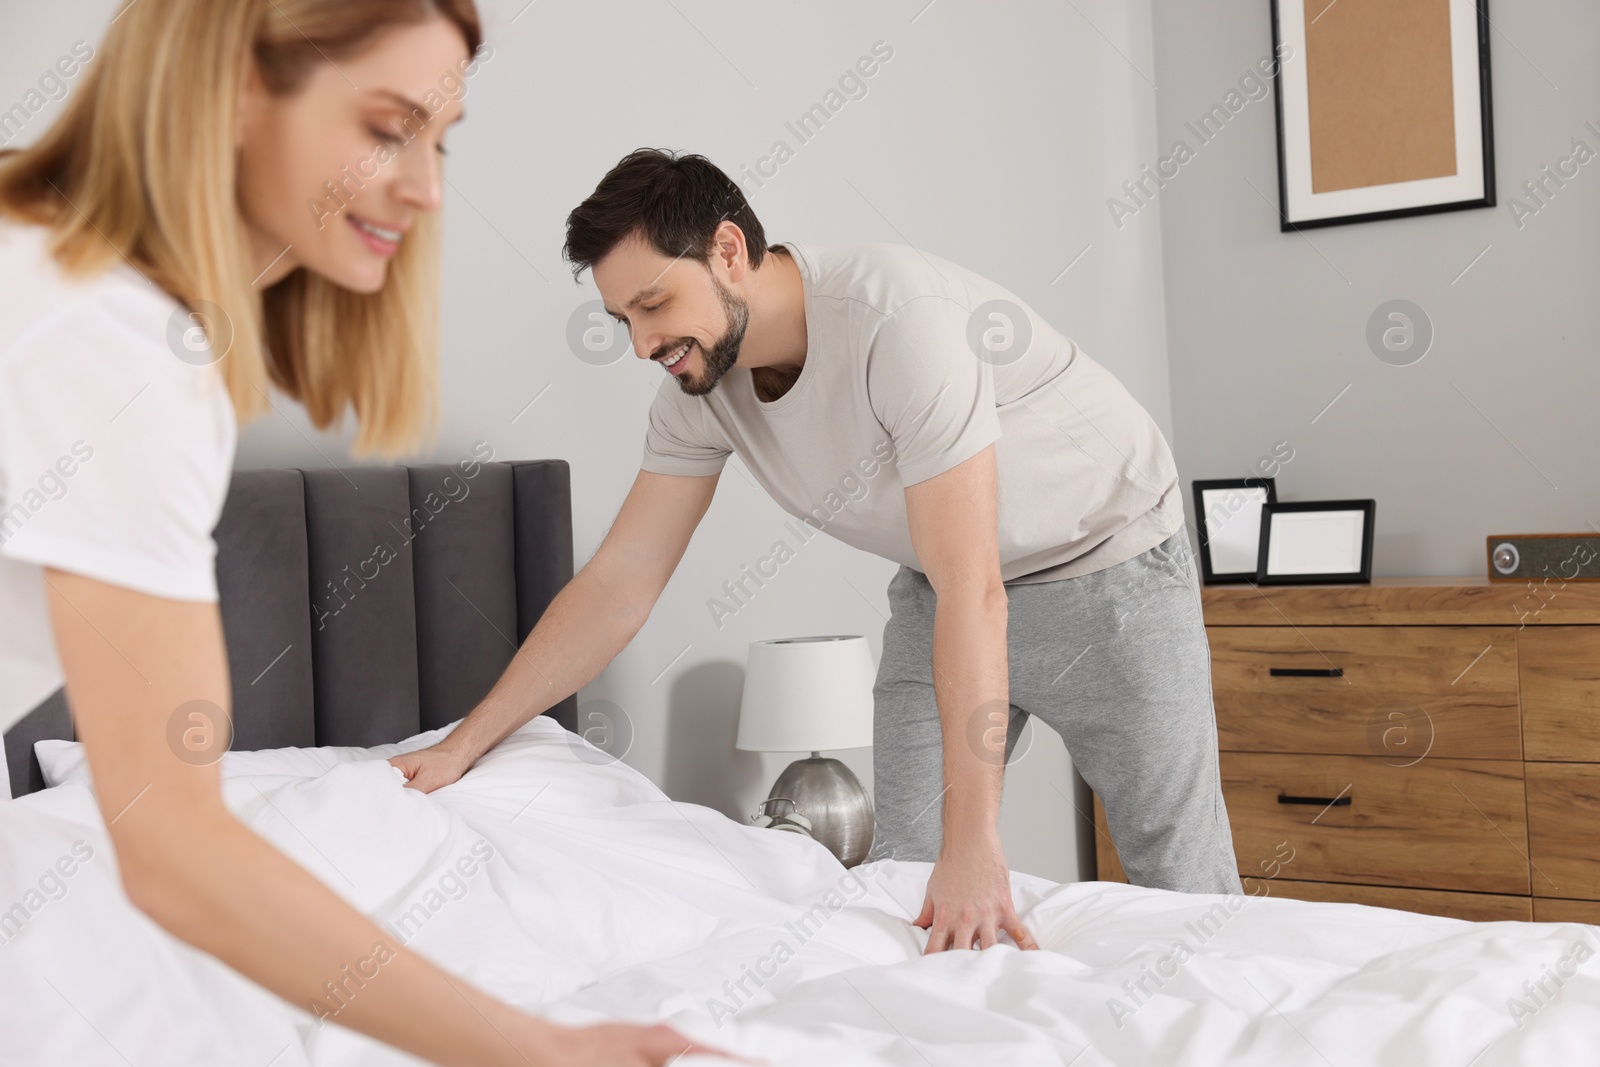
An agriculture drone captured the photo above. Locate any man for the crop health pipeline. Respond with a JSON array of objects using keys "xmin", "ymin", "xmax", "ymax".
[{"xmin": 394, "ymin": 148, "xmax": 1242, "ymax": 955}]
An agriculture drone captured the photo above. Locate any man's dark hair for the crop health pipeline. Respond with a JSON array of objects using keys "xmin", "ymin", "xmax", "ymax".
[{"xmin": 563, "ymin": 149, "xmax": 768, "ymax": 279}]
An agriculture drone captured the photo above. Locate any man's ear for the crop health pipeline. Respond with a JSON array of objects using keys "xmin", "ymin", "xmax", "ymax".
[{"xmin": 710, "ymin": 220, "xmax": 749, "ymax": 282}]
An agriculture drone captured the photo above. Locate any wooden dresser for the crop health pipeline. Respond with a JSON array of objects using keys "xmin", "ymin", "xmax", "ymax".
[{"xmin": 1092, "ymin": 577, "xmax": 1600, "ymax": 923}]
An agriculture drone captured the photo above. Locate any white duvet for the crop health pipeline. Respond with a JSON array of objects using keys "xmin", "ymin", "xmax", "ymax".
[{"xmin": 1, "ymin": 716, "xmax": 1596, "ymax": 1066}]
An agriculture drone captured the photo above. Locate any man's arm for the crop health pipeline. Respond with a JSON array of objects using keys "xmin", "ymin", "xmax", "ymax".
[
  {"xmin": 393, "ymin": 469, "xmax": 720, "ymax": 789},
  {"xmin": 901, "ymin": 443, "xmax": 1039, "ymax": 954}
]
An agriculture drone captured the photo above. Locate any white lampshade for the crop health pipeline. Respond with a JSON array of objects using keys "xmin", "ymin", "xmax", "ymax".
[{"xmin": 735, "ymin": 635, "xmax": 876, "ymax": 753}]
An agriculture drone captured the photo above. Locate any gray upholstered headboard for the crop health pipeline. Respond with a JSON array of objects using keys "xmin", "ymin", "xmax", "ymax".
[{"xmin": 5, "ymin": 459, "xmax": 578, "ymax": 798}]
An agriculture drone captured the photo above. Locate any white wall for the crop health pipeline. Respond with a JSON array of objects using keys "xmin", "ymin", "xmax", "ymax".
[{"xmin": 5, "ymin": 0, "xmax": 1178, "ymax": 883}]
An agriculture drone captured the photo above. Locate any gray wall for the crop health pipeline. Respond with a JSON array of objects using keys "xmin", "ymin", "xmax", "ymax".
[
  {"xmin": 1151, "ymin": 0, "xmax": 1600, "ymax": 575},
  {"xmin": 5, "ymin": 1, "xmax": 1184, "ymax": 883}
]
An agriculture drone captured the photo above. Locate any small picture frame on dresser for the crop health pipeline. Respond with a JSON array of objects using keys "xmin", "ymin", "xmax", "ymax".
[
  {"xmin": 1256, "ymin": 500, "xmax": 1376, "ymax": 584},
  {"xmin": 1193, "ymin": 478, "xmax": 1277, "ymax": 584}
]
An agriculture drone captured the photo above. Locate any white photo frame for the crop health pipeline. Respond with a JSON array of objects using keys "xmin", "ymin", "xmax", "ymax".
[
  {"xmin": 1193, "ymin": 478, "xmax": 1277, "ymax": 585},
  {"xmin": 1256, "ymin": 500, "xmax": 1376, "ymax": 585}
]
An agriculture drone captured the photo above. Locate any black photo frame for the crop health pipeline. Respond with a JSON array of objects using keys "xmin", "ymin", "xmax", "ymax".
[
  {"xmin": 1255, "ymin": 500, "xmax": 1376, "ymax": 585},
  {"xmin": 1192, "ymin": 477, "xmax": 1277, "ymax": 585},
  {"xmin": 1270, "ymin": 0, "xmax": 1495, "ymax": 231}
]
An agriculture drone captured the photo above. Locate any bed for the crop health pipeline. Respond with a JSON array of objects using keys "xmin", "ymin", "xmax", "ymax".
[{"xmin": 2, "ymin": 461, "xmax": 1597, "ymax": 1065}]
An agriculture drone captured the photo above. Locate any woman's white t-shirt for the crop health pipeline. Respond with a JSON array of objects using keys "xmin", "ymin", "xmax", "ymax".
[{"xmin": 0, "ymin": 219, "xmax": 237, "ymax": 797}]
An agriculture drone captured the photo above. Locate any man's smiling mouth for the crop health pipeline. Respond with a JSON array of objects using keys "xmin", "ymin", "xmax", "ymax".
[{"xmin": 658, "ymin": 340, "xmax": 692, "ymax": 369}]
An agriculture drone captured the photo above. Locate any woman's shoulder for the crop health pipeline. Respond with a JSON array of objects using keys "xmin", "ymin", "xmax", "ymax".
[
  {"xmin": 0, "ymin": 218, "xmax": 236, "ymax": 489},
  {"xmin": 0, "ymin": 216, "xmax": 186, "ymax": 363}
]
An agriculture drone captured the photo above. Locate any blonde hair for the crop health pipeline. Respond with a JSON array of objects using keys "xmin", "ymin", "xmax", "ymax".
[{"xmin": 0, "ymin": 0, "xmax": 482, "ymax": 457}]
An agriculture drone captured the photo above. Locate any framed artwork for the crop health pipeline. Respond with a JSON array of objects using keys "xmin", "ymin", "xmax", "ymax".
[
  {"xmin": 1256, "ymin": 500, "xmax": 1377, "ymax": 584},
  {"xmin": 1193, "ymin": 478, "xmax": 1277, "ymax": 585},
  {"xmin": 1270, "ymin": 0, "xmax": 1495, "ymax": 230}
]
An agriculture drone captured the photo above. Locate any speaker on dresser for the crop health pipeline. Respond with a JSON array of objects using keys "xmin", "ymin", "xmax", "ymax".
[{"xmin": 1486, "ymin": 534, "xmax": 1600, "ymax": 582}]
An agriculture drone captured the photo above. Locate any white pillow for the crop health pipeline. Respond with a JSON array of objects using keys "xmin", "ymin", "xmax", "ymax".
[{"xmin": 35, "ymin": 718, "xmax": 464, "ymax": 789}]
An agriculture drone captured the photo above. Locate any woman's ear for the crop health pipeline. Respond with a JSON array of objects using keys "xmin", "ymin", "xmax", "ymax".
[{"xmin": 236, "ymin": 60, "xmax": 264, "ymax": 150}]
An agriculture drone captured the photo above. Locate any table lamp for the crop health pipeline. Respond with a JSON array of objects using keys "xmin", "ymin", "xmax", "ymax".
[{"xmin": 736, "ymin": 635, "xmax": 876, "ymax": 867}]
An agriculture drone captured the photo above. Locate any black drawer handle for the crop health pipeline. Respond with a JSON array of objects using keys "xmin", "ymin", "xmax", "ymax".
[
  {"xmin": 1269, "ymin": 667, "xmax": 1344, "ymax": 678},
  {"xmin": 1278, "ymin": 794, "xmax": 1352, "ymax": 806}
]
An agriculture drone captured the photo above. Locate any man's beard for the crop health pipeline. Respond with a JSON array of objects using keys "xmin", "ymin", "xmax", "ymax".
[{"xmin": 666, "ymin": 273, "xmax": 748, "ymax": 397}]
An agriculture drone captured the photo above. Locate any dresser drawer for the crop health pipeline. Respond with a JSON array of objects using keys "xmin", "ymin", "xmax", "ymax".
[
  {"xmin": 1527, "ymin": 762, "xmax": 1600, "ymax": 900},
  {"xmin": 1520, "ymin": 628, "xmax": 1600, "ymax": 762},
  {"xmin": 1260, "ymin": 878, "xmax": 1533, "ymax": 921},
  {"xmin": 1220, "ymin": 752, "xmax": 1530, "ymax": 895},
  {"xmin": 1534, "ymin": 898, "xmax": 1600, "ymax": 924},
  {"xmin": 1208, "ymin": 626, "xmax": 1521, "ymax": 760}
]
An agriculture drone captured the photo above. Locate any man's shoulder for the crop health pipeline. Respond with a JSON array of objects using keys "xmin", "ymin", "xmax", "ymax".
[
  {"xmin": 788, "ymin": 240, "xmax": 956, "ymax": 283},
  {"xmin": 786, "ymin": 241, "xmax": 975, "ymax": 324}
]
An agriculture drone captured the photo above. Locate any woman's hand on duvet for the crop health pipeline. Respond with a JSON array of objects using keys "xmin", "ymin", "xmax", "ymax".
[
  {"xmin": 539, "ymin": 1021, "xmax": 757, "ymax": 1066},
  {"xmin": 389, "ymin": 742, "xmax": 474, "ymax": 793},
  {"xmin": 914, "ymin": 836, "xmax": 1040, "ymax": 954}
]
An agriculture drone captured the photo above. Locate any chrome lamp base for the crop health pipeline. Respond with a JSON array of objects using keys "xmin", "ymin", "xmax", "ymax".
[{"xmin": 765, "ymin": 754, "xmax": 874, "ymax": 868}]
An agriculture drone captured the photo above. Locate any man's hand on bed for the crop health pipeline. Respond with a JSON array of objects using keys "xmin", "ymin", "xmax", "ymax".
[
  {"xmin": 389, "ymin": 741, "xmax": 474, "ymax": 793},
  {"xmin": 914, "ymin": 835, "xmax": 1040, "ymax": 953}
]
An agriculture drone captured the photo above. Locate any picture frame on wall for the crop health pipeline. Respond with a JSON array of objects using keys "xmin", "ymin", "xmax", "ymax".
[
  {"xmin": 1256, "ymin": 500, "xmax": 1377, "ymax": 585},
  {"xmin": 1270, "ymin": 0, "xmax": 1495, "ymax": 230},
  {"xmin": 1192, "ymin": 478, "xmax": 1277, "ymax": 585}
]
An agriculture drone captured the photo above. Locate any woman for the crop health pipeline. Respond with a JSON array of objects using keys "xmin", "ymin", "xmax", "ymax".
[{"xmin": 0, "ymin": 3, "xmax": 727, "ymax": 1064}]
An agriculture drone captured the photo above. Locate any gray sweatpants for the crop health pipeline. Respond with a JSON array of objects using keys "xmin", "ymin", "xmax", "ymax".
[{"xmin": 866, "ymin": 526, "xmax": 1243, "ymax": 894}]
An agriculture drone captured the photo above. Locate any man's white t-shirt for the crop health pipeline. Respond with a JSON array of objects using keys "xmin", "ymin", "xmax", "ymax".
[
  {"xmin": 0, "ymin": 219, "xmax": 236, "ymax": 797},
  {"xmin": 640, "ymin": 242, "xmax": 1183, "ymax": 585}
]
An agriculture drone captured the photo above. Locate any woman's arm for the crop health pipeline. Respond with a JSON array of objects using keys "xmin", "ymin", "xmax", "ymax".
[{"xmin": 41, "ymin": 568, "xmax": 721, "ymax": 1067}]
